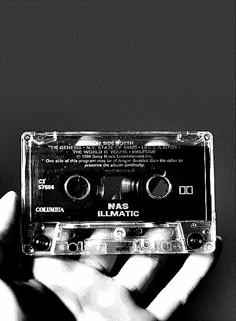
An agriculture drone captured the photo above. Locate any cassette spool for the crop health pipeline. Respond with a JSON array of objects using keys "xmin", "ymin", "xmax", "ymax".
[{"xmin": 21, "ymin": 131, "xmax": 216, "ymax": 255}]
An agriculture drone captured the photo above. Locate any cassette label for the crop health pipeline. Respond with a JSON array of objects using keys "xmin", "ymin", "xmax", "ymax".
[{"xmin": 21, "ymin": 131, "xmax": 216, "ymax": 255}]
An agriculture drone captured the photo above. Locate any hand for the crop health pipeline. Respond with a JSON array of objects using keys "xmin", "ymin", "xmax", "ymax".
[{"xmin": 0, "ymin": 191, "xmax": 221, "ymax": 321}]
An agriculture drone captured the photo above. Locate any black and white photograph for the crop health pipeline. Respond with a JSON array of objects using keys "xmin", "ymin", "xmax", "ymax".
[{"xmin": 0, "ymin": 1, "xmax": 235, "ymax": 320}]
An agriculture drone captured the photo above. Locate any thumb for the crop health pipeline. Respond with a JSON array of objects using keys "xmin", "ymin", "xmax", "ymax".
[
  {"xmin": 0, "ymin": 191, "xmax": 20, "ymax": 278},
  {"xmin": 0, "ymin": 191, "xmax": 19, "ymax": 244}
]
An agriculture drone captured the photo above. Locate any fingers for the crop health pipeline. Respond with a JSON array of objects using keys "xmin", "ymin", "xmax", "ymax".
[
  {"xmin": 33, "ymin": 256, "xmax": 108, "ymax": 317},
  {"xmin": 0, "ymin": 279, "xmax": 24, "ymax": 321},
  {"xmin": 147, "ymin": 238, "xmax": 222, "ymax": 321},
  {"xmin": 0, "ymin": 191, "xmax": 19, "ymax": 244},
  {"xmin": 80, "ymin": 229, "xmax": 118, "ymax": 274},
  {"xmin": 113, "ymin": 228, "xmax": 170, "ymax": 292},
  {"xmin": 80, "ymin": 254, "xmax": 117, "ymax": 274},
  {"xmin": 0, "ymin": 191, "xmax": 21, "ymax": 277},
  {"xmin": 114, "ymin": 255, "xmax": 166, "ymax": 292},
  {"xmin": 34, "ymin": 256, "xmax": 103, "ymax": 294},
  {"xmin": 0, "ymin": 278, "xmax": 76, "ymax": 321}
]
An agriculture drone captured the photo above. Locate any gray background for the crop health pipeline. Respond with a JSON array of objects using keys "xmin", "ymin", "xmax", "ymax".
[{"xmin": 0, "ymin": 1, "xmax": 235, "ymax": 320}]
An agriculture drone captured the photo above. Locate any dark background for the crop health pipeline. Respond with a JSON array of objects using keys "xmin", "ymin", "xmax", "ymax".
[{"xmin": 0, "ymin": 1, "xmax": 235, "ymax": 320}]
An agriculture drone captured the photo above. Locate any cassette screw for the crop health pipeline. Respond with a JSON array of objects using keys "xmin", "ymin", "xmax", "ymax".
[
  {"xmin": 204, "ymin": 242, "xmax": 214, "ymax": 252},
  {"xmin": 204, "ymin": 133, "xmax": 211, "ymax": 141},
  {"xmin": 23, "ymin": 245, "xmax": 35, "ymax": 255},
  {"xmin": 114, "ymin": 227, "xmax": 126, "ymax": 239},
  {"xmin": 191, "ymin": 223, "xmax": 197, "ymax": 229},
  {"xmin": 24, "ymin": 134, "xmax": 31, "ymax": 141},
  {"xmin": 136, "ymin": 228, "xmax": 143, "ymax": 235}
]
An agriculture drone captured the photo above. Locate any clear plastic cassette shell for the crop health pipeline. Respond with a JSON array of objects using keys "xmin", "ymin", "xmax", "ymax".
[{"xmin": 21, "ymin": 131, "xmax": 216, "ymax": 255}]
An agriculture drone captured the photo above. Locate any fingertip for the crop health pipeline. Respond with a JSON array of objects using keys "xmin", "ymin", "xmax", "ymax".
[
  {"xmin": 0, "ymin": 191, "xmax": 19, "ymax": 239},
  {"xmin": 0, "ymin": 191, "xmax": 18, "ymax": 205},
  {"xmin": 2, "ymin": 190, "xmax": 18, "ymax": 199},
  {"xmin": 209, "ymin": 236, "xmax": 222, "ymax": 268},
  {"xmin": 0, "ymin": 191, "xmax": 19, "ymax": 216}
]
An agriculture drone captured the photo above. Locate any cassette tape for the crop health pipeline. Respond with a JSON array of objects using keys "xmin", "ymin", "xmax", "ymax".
[{"xmin": 21, "ymin": 131, "xmax": 216, "ymax": 255}]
